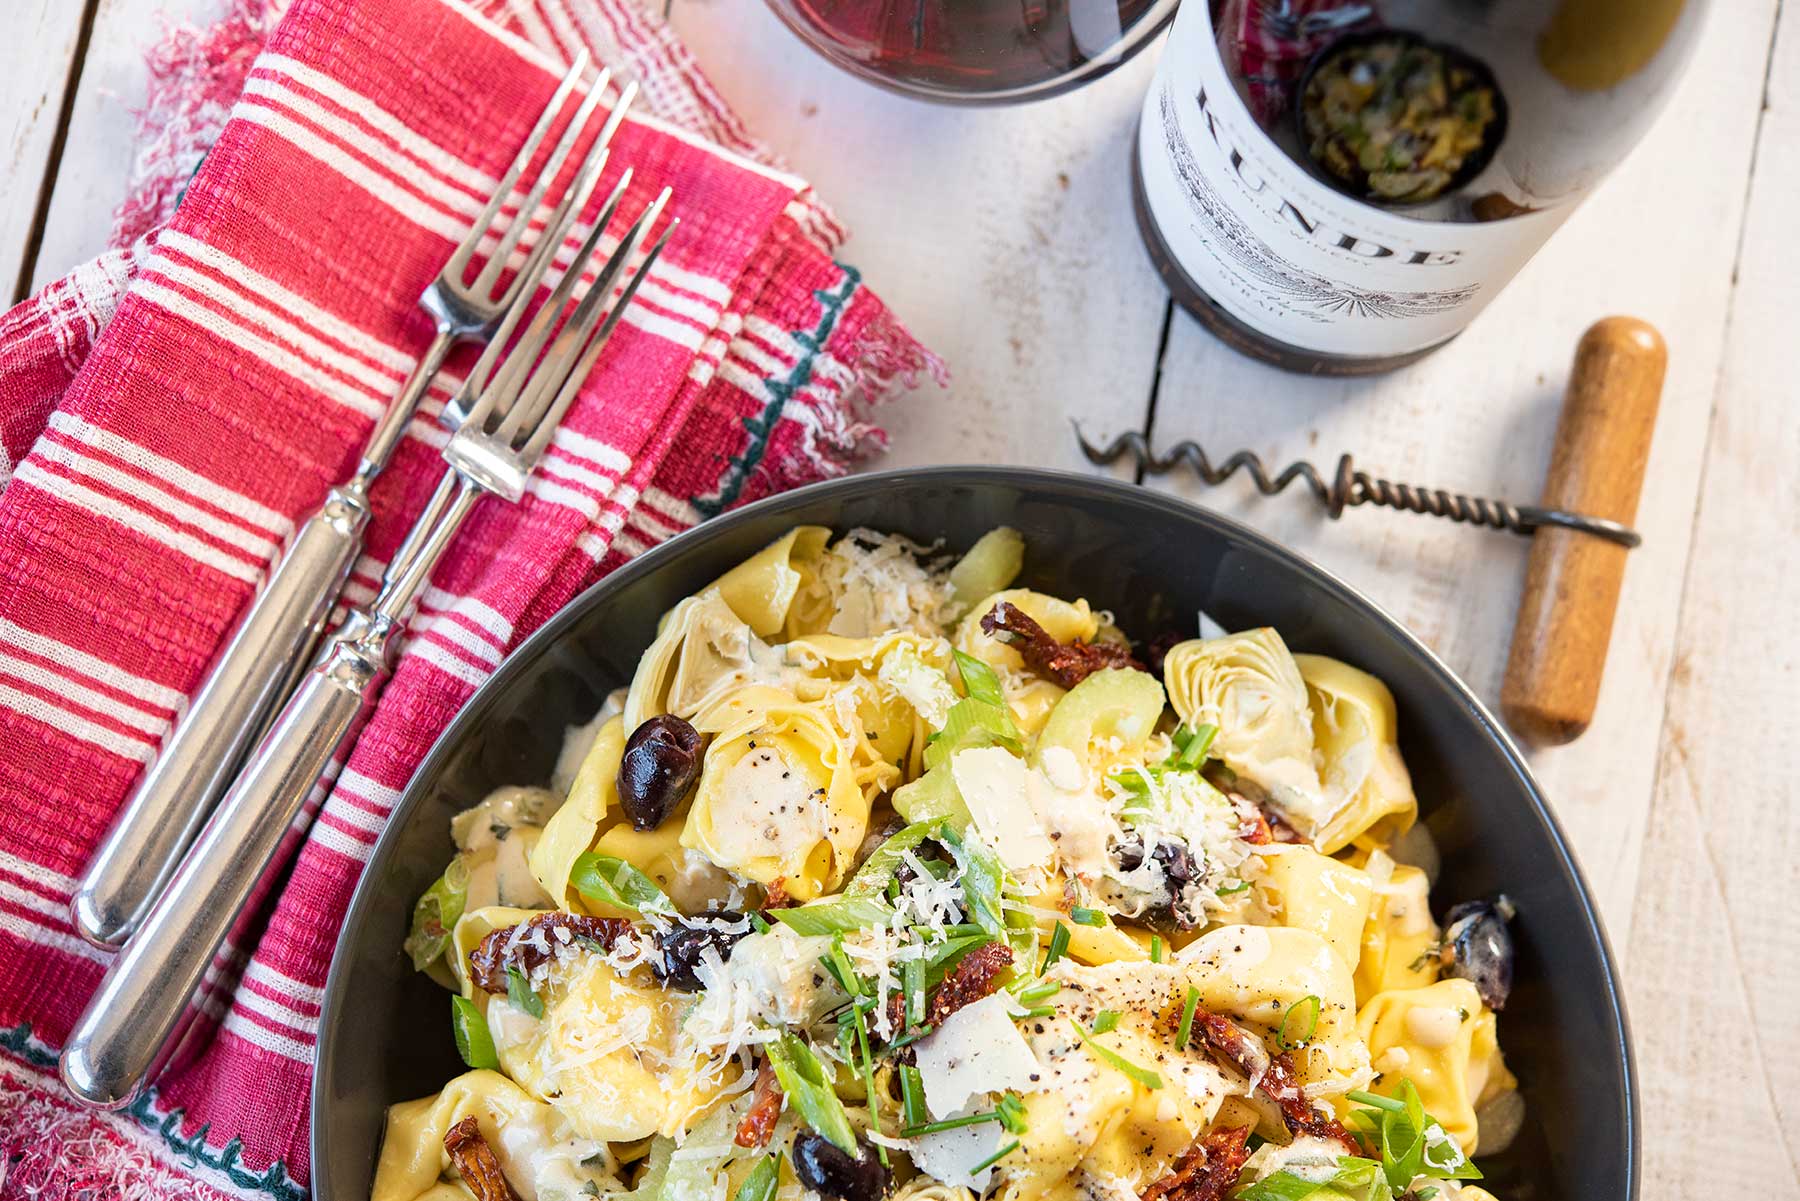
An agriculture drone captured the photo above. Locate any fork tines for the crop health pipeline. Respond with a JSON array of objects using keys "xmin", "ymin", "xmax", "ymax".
[
  {"xmin": 437, "ymin": 50, "xmax": 642, "ymax": 323},
  {"xmin": 451, "ymin": 185, "xmax": 677, "ymax": 500}
]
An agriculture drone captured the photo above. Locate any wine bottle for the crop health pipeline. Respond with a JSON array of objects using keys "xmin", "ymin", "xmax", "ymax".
[{"xmin": 1133, "ymin": 0, "xmax": 1707, "ymax": 374}]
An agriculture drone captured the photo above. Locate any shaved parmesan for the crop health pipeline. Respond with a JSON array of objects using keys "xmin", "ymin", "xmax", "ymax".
[
  {"xmin": 914, "ymin": 993, "xmax": 1042, "ymax": 1119},
  {"xmin": 951, "ymin": 747, "xmax": 1055, "ymax": 875},
  {"xmin": 909, "ymin": 1118, "xmax": 1008, "ymax": 1191}
]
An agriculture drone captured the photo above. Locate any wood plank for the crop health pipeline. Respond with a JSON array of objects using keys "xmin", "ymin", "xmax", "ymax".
[
  {"xmin": 0, "ymin": 1, "xmax": 89, "ymax": 303},
  {"xmin": 661, "ymin": 1, "xmax": 1170, "ymax": 472},
  {"xmin": 1628, "ymin": 6, "xmax": 1800, "ymax": 1195},
  {"xmin": 27, "ymin": 0, "xmax": 226, "ymax": 296},
  {"xmin": 1139, "ymin": 2, "xmax": 1779, "ymax": 943}
]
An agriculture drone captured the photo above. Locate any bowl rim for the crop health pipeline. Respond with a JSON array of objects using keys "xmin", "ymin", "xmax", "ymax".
[{"xmin": 311, "ymin": 463, "xmax": 1636, "ymax": 1199}]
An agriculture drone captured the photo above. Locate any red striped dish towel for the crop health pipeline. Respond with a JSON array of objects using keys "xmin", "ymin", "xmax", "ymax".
[{"xmin": 0, "ymin": 2, "xmax": 936, "ymax": 1198}]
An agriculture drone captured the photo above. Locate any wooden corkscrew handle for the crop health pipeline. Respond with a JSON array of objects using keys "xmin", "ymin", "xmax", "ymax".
[{"xmin": 1501, "ymin": 317, "xmax": 1667, "ymax": 746}]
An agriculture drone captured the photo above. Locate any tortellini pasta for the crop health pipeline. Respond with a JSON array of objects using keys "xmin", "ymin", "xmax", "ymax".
[{"xmin": 380, "ymin": 526, "xmax": 1523, "ymax": 1201}]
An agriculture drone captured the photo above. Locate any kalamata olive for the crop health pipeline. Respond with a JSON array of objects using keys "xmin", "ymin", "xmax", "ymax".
[
  {"xmin": 790, "ymin": 1131, "xmax": 890, "ymax": 1201},
  {"xmin": 617, "ymin": 715, "xmax": 703, "ymax": 831},
  {"xmin": 653, "ymin": 912, "xmax": 750, "ymax": 991},
  {"xmin": 1440, "ymin": 896, "xmax": 1515, "ymax": 1011},
  {"xmin": 1113, "ymin": 838, "xmax": 1203, "ymax": 931}
]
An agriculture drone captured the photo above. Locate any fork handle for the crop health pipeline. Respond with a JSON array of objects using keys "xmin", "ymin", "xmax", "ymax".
[
  {"xmin": 61, "ymin": 611, "xmax": 397, "ymax": 1109},
  {"xmin": 71, "ymin": 484, "xmax": 371, "ymax": 948}
]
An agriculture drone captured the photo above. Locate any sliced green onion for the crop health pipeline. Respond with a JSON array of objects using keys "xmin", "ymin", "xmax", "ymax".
[
  {"xmin": 404, "ymin": 855, "xmax": 470, "ymax": 972},
  {"xmin": 1090, "ymin": 1009, "xmax": 1121, "ymax": 1035},
  {"xmin": 765, "ymin": 1034, "xmax": 857, "ymax": 1154},
  {"xmin": 570, "ymin": 852, "xmax": 676, "ymax": 918},
  {"xmin": 1277, "ymin": 994, "xmax": 1322, "ymax": 1050},
  {"xmin": 1069, "ymin": 906, "xmax": 1105, "ymax": 928},
  {"xmin": 505, "ymin": 967, "xmax": 544, "ymax": 1020},
  {"xmin": 450, "ymin": 996, "xmax": 498, "ymax": 1070},
  {"xmin": 899, "ymin": 1065, "xmax": 928, "ymax": 1128},
  {"xmin": 824, "ymin": 937, "xmax": 864, "ymax": 998},
  {"xmin": 1041, "ymin": 922, "xmax": 1072, "ymax": 972},
  {"xmin": 953, "ymin": 650, "xmax": 1007, "ymax": 708},
  {"xmin": 1069, "ymin": 1019, "xmax": 1162, "ymax": 1090},
  {"xmin": 957, "ymin": 835, "xmax": 1009, "ymax": 936},
  {"xmin": 844, "ymin": 819, "xmax": 946, "ymax": 899},
  {"xmin": 770, "ymin": 895, "xmax": 894, "ymax": 936},
  {"xmin": 1150, "ymin": 935, "xmax": 1165, "ymax": 964},
  {"xmin": 749, "ymin": 911, "xmax": 771, "ymax": 933},
  {"xmin": 732, "ymin": 1155, "xmax": 782, "ymax": 1201},
  {"xmin": 1176, "ymin": 985, "xmax": 1201, "ymax": 1051}
]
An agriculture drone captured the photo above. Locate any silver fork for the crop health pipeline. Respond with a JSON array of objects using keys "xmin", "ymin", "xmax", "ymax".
[
  {"xmin": 59, "ymin": 182, "xmax": 676, "ymax": 1111},
  {"xmin": 71, "ymin": 52, "xmax": 635, "ymax": 951}
]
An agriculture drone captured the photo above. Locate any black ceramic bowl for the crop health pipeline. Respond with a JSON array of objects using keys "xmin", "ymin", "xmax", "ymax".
[{"xmin": 312, "ymin": 467, "xmax": 1633, "ymax": 1201}]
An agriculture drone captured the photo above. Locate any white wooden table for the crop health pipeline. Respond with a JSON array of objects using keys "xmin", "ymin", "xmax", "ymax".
[{"xmin": 4, "ymin": 1, "xmax": 1795, "ymax": 1194}]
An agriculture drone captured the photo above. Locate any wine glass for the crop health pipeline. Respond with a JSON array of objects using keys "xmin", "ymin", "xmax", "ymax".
[{"xmin": 763, "ymin": 0, "xmax": 1180, "ymax": 104}]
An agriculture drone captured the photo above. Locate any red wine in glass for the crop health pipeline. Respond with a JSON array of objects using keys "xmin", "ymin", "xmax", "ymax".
[{"xmin": 764, "ymin": 0, "xmax": 1179, "ymax": 103}]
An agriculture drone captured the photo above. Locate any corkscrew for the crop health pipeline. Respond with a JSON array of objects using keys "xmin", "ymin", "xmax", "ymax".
[
  {"xmin": 1074, "ymin": 429, "xmax": 1641, "ymax": 548},
  {"xmin": 1078, "ymin": 317, "xmax": 1669, "ymax": 749}
]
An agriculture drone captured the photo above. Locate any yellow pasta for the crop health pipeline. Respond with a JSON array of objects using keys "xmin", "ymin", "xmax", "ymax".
[
  {"xmin": 1295, "ymin": 654, "xmax": 1419, "ymax": 856},
  {"xmin": 381, "ymin": 525, "xmax": 1523, "ymax": 1201},
  {"xmin": 1356, "ymin": 978, "xmax": 1516, "ymax": 1154}
]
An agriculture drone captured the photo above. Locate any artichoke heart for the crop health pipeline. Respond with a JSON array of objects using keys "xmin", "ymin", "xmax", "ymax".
[
  {"xmin": 1294, "ymin": 654, "xmax": 1418, "ymax": 855},
  {"xmin": 1161, "ymin": 629, "xmax": 1330, "ymax": 835},
  {"xmin": 681, "ymin": 697, "xmax": 869, "ymax": 900},
  {"xmin": 623, "ymin": 590, "xmax": 806, "ymax": 731}
]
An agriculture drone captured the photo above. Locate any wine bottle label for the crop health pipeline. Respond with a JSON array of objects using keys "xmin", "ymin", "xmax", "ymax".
[{"xmin": 1137, "ymin": 5, "xmax": 1573, "ymax": 358}]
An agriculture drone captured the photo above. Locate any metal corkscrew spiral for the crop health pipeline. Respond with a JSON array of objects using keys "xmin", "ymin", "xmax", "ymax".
[{"xmin": 1075, "ymin": 426, "xmax": 1641, "ymax": 549}]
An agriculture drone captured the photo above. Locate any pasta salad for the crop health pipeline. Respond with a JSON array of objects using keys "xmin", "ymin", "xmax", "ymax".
[{"xmin": 374, "ymin": 526, "xmax": 1521, "ymax": 1201}]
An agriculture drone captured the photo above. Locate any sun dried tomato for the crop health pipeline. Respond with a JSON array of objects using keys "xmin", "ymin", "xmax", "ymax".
[
  {"xmin": 466, "ymin": 913, "xmax": 630, "ymax": 994},
  {"xmin": 1190, "ymin": 1009, "xmax": 1356, "ymax": 1152},
  {"xmin": 444, "ymin": 1116, "xmax": 524, "ymax": 1201},
  {"xmin": 980, "ymin": 602, "xmax": 1142, "ymax": 688},
  {"xmin": 735, "ymin": 1057, "xmax": 784, "ymax": 1149},
  {"xmin": 1139, "ymin": 1125, "xmax": 1253, "ymax": 1201}
]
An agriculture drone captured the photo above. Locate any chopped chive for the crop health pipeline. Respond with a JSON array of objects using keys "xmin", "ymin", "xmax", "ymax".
[
  {"xmin": 1017, "ymin": 1005, "xmax": 1057, "ymax": 1019},
  {"xmin": 899, "ymin": 1065, "xmax": 928, "ymax": 1128},
  {"xmin": 995, "ymin": 1091, "xmax": 1029, "ymax": 1136},
  {"xmin": 888, "ymin": 1022, "xmax": 936, "ymax": 1050},
  {"xmin": 1041, "ymin": 922, "xmax": 1073, "ymax": 972},
  {"xmin": 749, "ymin": 911, "xmax": 771, "ymax": 933},
  {"xmin": 1277, "ymin": 994, "xmax": 1322, "ymax": 1050},
  {"xmin": 1014, "ymin": 979, "xmax": 1061, "ymax": 1007},
  {"xmin": 903, "ymin": 957, "xmax": 927, "ymax": 1027},
  {"xmin": 1070, "ymin": 1019, "xmax": 1162, "ymax": 1090},
  {"xmin": 1176, "ymin": 985, "xmax": 1201, "ymax": 1051},
  {"xmin": 845, "ymin": 991, "xmax": 887, "ymax": 1164},
  {"xmin": 1218, "ymin": 880, "xmax": 1252, "ymax": 895},
  {"xmin": 1069, "ymin": 906, "xmax": 1105, "ymax": 928},
  {"xmin": 903, "ymin": 1110, "xmax": 1003, "ymax": 1136},
  {"xmin": 970, "ymin": 1140, "xmax": 1021, "ymax": 1175},
  {"xmin": 1171, "ymin": 723, "xmax": 1218, "ymax": 768},
  {"xmin": 1150, "ymin": 935, "xmax": 1165, "ymax": 964},
  {"xmin": 1090, "ymin": 1009, "xmax": 1121, "ymax": 1035}
]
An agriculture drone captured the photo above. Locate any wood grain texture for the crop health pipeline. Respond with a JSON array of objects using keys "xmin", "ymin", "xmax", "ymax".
[
  {"xmin": 1141, "ymin": 0, "xmax": 1780, "ymax": 942},
  {"xmin": 0, "ymin": 0, "xmax": 87, "ymax": 302},
  {"xmin": 27, "ymin": 0, "xmax": 227, "ymax": 295},
  {"xmin": 1502, "ymin": 317, "xmax": 1666, "ymax": 746},
  {"xmin": 1629, "ymin": 5, "xmax": 1800, "ymax": 1194},
  {"xmin": 661, "ymin": 0, "xmax": 1169, "ymax": 473}
]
